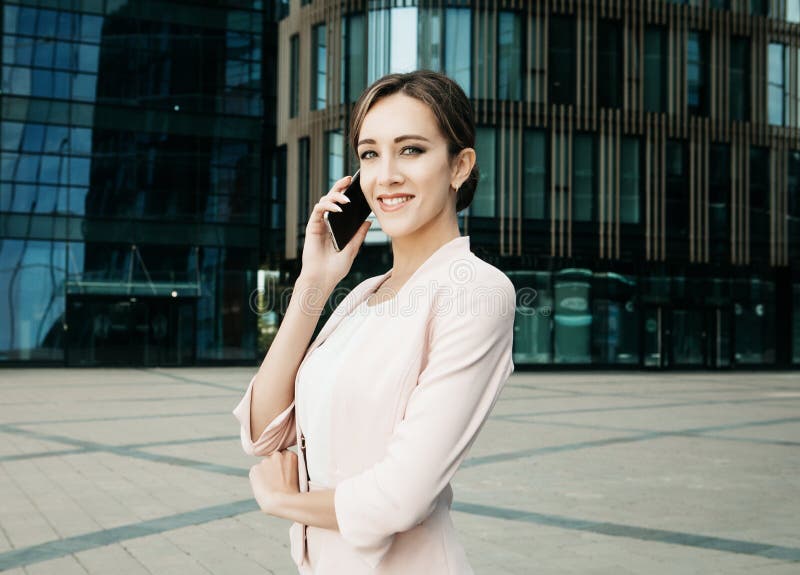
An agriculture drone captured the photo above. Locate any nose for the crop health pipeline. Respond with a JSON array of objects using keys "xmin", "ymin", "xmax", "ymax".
[{"xmin": 375, "ymin": 155, "xmax": 404, "ymax": 189}]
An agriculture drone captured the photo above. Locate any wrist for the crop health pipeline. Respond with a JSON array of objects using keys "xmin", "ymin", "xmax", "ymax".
[
  {"xmin": 296, "ymin": 274, "xmax": 337, "ymax": 295},
  {"xmin": 293, "ymin": 276, "xmax": 334, "ymax": 314},
  {"xmin": 271, "ymin": 490, "xmax": 297, "ymax": 518}
]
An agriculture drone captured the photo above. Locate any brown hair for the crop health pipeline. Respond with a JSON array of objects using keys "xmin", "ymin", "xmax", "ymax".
[{"xmin": 349, "ymin": 70, "xmax": 479, "ymax": 213}]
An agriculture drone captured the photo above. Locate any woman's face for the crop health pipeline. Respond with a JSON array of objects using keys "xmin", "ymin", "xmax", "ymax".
[{"xmin": 356, "ymin": 93, "xmax": 458, "ymax": 239}]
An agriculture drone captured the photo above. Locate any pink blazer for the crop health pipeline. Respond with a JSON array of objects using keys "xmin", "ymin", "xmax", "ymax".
[{"xmin": 233, "ymin": 235, "xmax": 516, "ymax": 574}]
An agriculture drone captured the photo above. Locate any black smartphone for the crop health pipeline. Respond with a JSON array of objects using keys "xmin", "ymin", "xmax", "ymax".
[{"xmin": 323, "ymin": 170, "xmax": 372, "ymax": 251}]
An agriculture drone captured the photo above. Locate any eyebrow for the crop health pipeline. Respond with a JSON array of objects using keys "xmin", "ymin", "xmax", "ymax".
[{"xmin": 357, "ymin": 134, "xmax": 432, "ymax": 147}]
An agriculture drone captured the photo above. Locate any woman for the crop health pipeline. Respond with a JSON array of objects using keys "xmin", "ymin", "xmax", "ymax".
[{"xmin": 233, "ymin": 70, "xmax": 516, "ymax": 574}]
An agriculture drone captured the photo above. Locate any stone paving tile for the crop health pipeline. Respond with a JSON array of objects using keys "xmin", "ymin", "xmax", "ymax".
[
  {"xmin": 23, "ymin": 554, "xmax": 91, "ymax": 575},
  {"xmin": 73, "ymin": 543, "xmax": 154, "ymax": 575},
  {"xmin": 0, "ymin": 368, "xmax": 798, "ymax": 574}
]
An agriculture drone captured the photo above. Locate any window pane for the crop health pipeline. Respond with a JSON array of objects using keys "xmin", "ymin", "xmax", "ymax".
[
  {"xmin": 311, "ymin": 24, "xmax": 326, "ymax": 110},
  {"xmin": 497, "ymin": 12, "xmax": 521, "ymax": 100},
  {"xmin": 475, "ymin": 10, "xmax": 495, "ymax": 99},
  {"xmin": 687, "ymin": 32, "xmax": 708, "ymax": 116},
  {"xmin": 473, "ymin": 127, "xmax": 496, "ymax": 217},
  {"xmin": 297, "ymin": 138, "xmax": 309, "ymax": 228},
  {"xmin": 418, "ymin": 7, "xmax": 441, "ymax": 72},
  {"xmin": 549, "ymin": 17, "xmax": 575, "ymax": 105},
  {"xmin": 523, "ymin": 129, "xmax": 546, "ymax": 219},
  {"xmin": 666, "ymin": 140, "xmax": 688, "ymax": 258},
  {"xmin": 290, "ymin": 34, "xmax": 299, "ymax": 117},
  {"xmin": 598, "ymin": 20, "xmax": 622, "ymax": 109},
  {"xmin": 789, "ymin": 151, "xmax": 800, "ymax": 261},
  {"xmin": 710, "ymin": 144, "xmax": 731, "ymax": 262},
  {"xmin": 554, "ymin": 268, "xmax": 593, "ymax": 364},
  {"xmin": 0, "ymin": 240, "xmax": 67, "ymax": 361},
  {"xmin": 326, "ymin": 130, "xmax": 344, "ymax": 190},
  {"xmin": 788, "ymin": 0, "xmax": 800, "ymax": 23},
  {"xmin": 730, "ymin": 37, "xmax": 749, "ymax": 121},
  {"xmin": 445, "ymin": 9, "xmax": 471, "ymax": 96},
  {"xmin": 768, "ymin": 43, "xmax": 784, "ymax": 126},
  {"xmin": 390, "ymin": 7, "xmax": 417, "ymax": 74},
  {"xmin": 573, "ymin": 134, "xmax": 594, "ymax": 222},
  {"xmin": 750, "ymin": 0, "xmax": 768, "ymax": 16},
  {"xmin": 620, "ymin": 138, "xmax": 639, "ymax": 224},
  {"xmin": 368, "ymin": 9, "xmax": 390, "ymax": 83},
  {"xmin": 344, "ymin": 13, "xmax": 365, "ymax": 103},
  {"xmin": 749, "ymin": 146, "xmax": 769, "ymax": 263}
]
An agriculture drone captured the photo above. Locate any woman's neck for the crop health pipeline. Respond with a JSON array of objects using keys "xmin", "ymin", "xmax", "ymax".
[{"xmin": 387, "ymin": 224, "xmax": 461, "ymax": 285}]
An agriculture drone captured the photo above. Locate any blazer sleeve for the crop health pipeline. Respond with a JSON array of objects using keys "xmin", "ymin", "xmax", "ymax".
[
  {"xmin": 334, "ymin": 280, "xmax": 516, "ymax": 568},
  {"xmin": 232, "ymin": 373, "xmax": 297, "ymax": 456}
]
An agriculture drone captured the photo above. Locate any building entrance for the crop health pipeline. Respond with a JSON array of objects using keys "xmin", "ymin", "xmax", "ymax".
[
  {"xmin": 643, "ymin": 305, "xmax": 731, "ymax": 369},
  {"xmin": 66, "ymin": 296, "xmax": 195, "ymax": 366}
]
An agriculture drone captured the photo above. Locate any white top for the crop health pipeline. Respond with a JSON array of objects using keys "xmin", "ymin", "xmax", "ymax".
[{"xmin": 296, "ymin": 297, "xmax": 389, "ymax": 487}]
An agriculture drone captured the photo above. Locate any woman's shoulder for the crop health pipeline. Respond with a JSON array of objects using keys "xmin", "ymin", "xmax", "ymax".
[
  {"xmin": 427, "ymin": 253, "xmax": 515, "ymax": 322},
  {"xmin": 437, "ymin": 251, "xmax": 514, "ymax": 297}
]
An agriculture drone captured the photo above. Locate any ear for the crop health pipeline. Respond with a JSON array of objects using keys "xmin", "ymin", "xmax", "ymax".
[{"xmin": 450, "ymin": 148, "xmax": 476, "ymax": 190}]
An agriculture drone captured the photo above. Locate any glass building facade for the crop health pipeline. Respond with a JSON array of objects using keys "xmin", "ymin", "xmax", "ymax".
[
  {"xmin": 1, "ymin": 1, "xmax": 282, "ymax": 365},
  {"xmin": 278, "ymin": 0, "xmax": 800, "ymax": 370}
]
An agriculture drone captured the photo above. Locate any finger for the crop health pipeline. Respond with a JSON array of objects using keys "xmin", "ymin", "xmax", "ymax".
[
  {"xmin": 327, "ymin": 190, "xmax": 351, "ymax": 203},
  {"xmin": 312, "ymin": 200, "xmax": 342, "ymax": 216},
  {"xmin": 323, "ymin": 176, "xmax": 352, "ymax": 197},
  {"xmin": 333, "ymin": 174, "xmax": 353, "ymax": 189},
  {"xmin": 321, "ymin": 201, "xmax": 343, "ymax": 213}
]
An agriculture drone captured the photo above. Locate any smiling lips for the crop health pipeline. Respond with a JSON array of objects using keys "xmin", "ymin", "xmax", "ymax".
[{"xmin": 378, "ymin": 195, "xmax": 415, "ymax": 211}]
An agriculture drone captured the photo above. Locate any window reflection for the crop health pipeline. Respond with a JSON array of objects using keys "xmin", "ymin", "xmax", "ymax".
[
  {"xmin": 444, "ymin": 9, "xmax": 470, "ymax": 96},
  {"xmin": 472, "ymin": 127, "xmax": 496, "ymax": 217},
  {"xmin": 768, "ymin": 43, "xmax": 785, "ymax": 126},
  {"xmin": 0, "ymin": 240, "xmax": 66, "ymax": 361},
  {"xmin": 523, "ymin": 129, "xmax": 546, "ymax": 219},
  {"xmin": 734, "ymin": 278, "xmax": 775, "ymax": 364},
  {"xmin": 508, "ymin": 271, "xmax": 553, "ymax": 364},
  {"xmin": 554, "ymin": 269, "xmax": 592, "ymax": 363},
  {"xmin": 687, "ymin": 31, "xmax": 709, "ymax": 116},
  {"xmin": 497, "ymin": 11, "xmax": 521, "ymax": 100}
]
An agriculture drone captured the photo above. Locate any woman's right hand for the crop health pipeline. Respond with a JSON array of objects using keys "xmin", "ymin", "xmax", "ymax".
[{"xmin": 301, "ymin": 175, "xmax": 372, "ymax": 289}]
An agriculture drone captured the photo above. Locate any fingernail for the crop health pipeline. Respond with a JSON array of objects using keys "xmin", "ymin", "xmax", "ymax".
[
  {"xmin": 343, "ymin": 197, "xmax": 351, "ymax": 203},
  {"xmin": 335, "ymin": 205, "xmax": 343, "ymax": 212}
]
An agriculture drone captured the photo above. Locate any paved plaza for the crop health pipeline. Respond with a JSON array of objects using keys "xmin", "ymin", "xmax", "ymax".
[{"xmin": 0, "ymin": 368, "xmax": 797, "ymax": 574}]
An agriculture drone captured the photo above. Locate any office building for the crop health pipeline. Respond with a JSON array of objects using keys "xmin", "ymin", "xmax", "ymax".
[{"xmin": 276, "ymin": 0, "xmax": 800, "ymax": 369}]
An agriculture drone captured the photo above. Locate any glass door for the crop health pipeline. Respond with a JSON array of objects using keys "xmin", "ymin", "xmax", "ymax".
[
  {"xmin": 670, "ymin": 308, "xmax": 705, "ymax": 366},
  {"xmin": 707, "ymin": 306, "xmax": 731, "ymax": 368},
  {"xmin": 643, "ymin": 306, "xmax": 665, "ymax": 368}
]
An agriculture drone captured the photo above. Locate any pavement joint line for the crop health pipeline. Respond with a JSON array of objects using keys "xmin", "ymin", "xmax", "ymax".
[
  {"xmin": 0, "ymin": 447, "xmax": 89, "ymax": 463},
  {"xmin": 0, "ymin": 389, "xmax": 792, "ymax": 428},
  {"xmin": 3, "ymin": 412, "xmax": 796, "ymax": 475},
  {"xmin": 0, "ymin": 425, "xmax": 249, "ymax": 478},
  {"xmin": 2, "ymin": 387, "xmax": 792, "ymax": 429},
  {"xmin": 497, "ymin": 395, "xmax": 800, "ymax": 419},
  {"xmin": 0, "ymin": 435, "xmax": 241, "ymax": 463},
  {"xmin": 2, "ymin": 496, "xmax": 798, "ymax": 570},
  {"xmin": 506, "ymin": 382, "xmax": 786, "ymax": 397},
  {"xmin": 0, "ymin": 409, "xmax": 232, "ymax": 427},
  {"xmin": 139, "ymin": 368, "xmax": 242, "ymax": 392},
  {"xmin": 0, "ymin": 499, "xmax": 258, "ymax": 571},
  {"xmin": 466, "ymin": 415, "xmax": 800, "ymax": 467},
  {"xmin": 493, "ymin": 416, "xmax": 800, "ymax": 448},
  {"xmin": 451, "ymin": 501, "xmax": 800, "ymax": 562}
]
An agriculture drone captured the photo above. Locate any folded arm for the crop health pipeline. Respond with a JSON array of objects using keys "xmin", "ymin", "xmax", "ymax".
[{"xmin": 233, "ymin": 373, "xmax": 297, "ymax": 456}]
